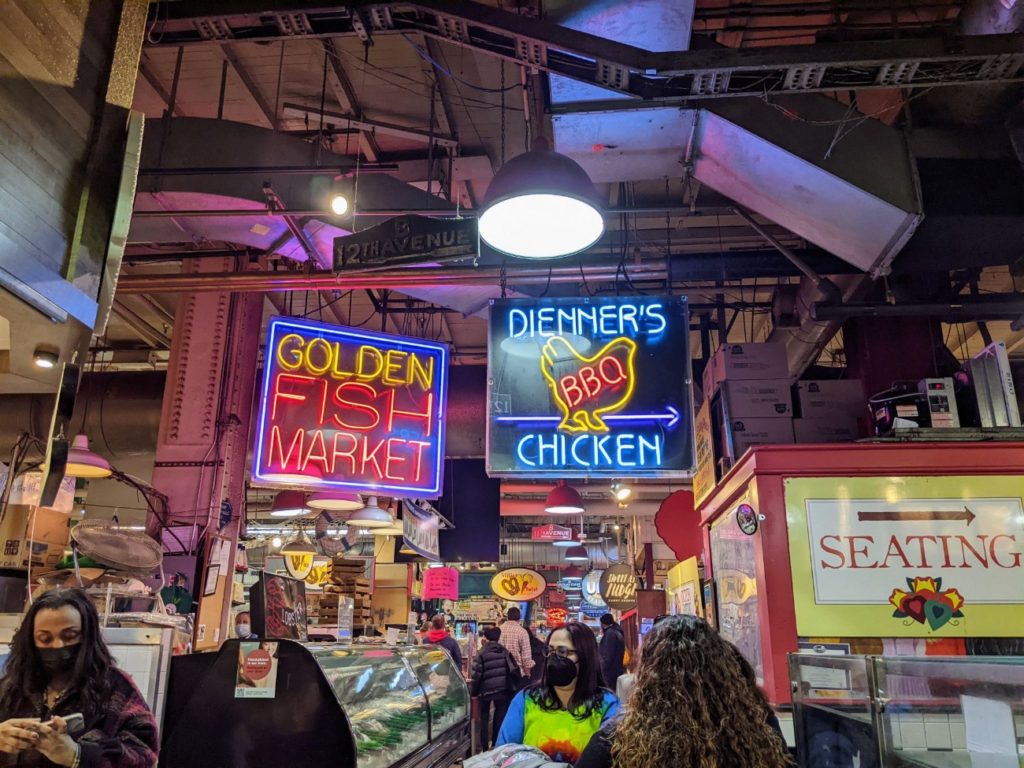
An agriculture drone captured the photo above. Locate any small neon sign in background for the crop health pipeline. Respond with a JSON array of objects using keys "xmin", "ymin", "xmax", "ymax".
[
  {"xmin": 487, "ymin": 296, "xmax": 692, "ymax": 478},
  {"xmin": 253, "ymin": 316, "xmax": 449, "ymax": 497}
]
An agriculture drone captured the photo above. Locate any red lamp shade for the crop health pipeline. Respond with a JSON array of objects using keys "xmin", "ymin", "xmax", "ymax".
[
  {"xmin": 565, "ymin": 545, "xmax": 589, "ymax": 562},
  {"xmin": 545, "ymin": 481, "xmax": 584, "ymax": 514},
  {"xmin": 270, "ymin": 490, "xmax": 309, "ymax": 518}
]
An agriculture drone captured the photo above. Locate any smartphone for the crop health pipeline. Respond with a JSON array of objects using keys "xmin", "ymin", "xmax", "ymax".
[{"xmin": 44, "ymin": 713, "xmax": 85, "ymax": 735}]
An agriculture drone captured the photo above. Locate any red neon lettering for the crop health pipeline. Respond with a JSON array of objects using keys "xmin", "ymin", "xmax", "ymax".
[
  {"xmin": 272, "ymin": 374, "xmax": 316, "ymax": 420},
  {"xmin": 386, "ymin": 390, "xmax": 434, "ymax": 436},
  {"xmin": 268, "ymin": 426, "xmax": 304, "ymax": 471},
  {"xmin": 361, "ymin": 436, "xmax": 386, "ymax": 478},
  {"xmin": 559, "ymin": 376, "xmax": 585, "ymax": 409},
  {"xmin": 578, "ymin": 366, "xmax": 602, "ymax": 398},
  {"xmin": 384, "ymin": 439, "xmax": 406, "ymax": 481},
  {"xmin": 331, "ymin": 432, "xmax": 358, "ymax": 475},
  {"xmin": 598, "ymin": 356, "xmax": 627, "ymax": 385},
  {"xmin": 302, "ymin": 430, "xmax": 330, "ymax": 474},
  {"xmin": 409, "ymin": 441, "xmax": 432, "ymax": 483},
  {"xmin": 332, "ymin": 382, "xmax": 381, "ymax": 431}
]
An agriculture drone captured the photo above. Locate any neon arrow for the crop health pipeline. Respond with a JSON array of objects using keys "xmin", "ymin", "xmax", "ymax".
[
  {"xmin": 496, "ymin": 406, "xmax": 681, "ymax": 429},
  {"xmin": 856, "ymin": 507, "xmax": 976, "ymax": 525}
]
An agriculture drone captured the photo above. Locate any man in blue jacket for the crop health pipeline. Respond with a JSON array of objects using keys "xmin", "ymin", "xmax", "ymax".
[{"xmin": 598, "ymin": 614, "xmax": 625, "ymax": 689}]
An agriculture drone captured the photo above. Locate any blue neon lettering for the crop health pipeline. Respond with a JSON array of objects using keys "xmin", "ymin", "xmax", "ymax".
[
  {"xmin": 516, "ymin": 434, "xmax": 537, "ymax": 467},
  {"xmin": 599, "ymin": 304, "xmax": 618, "ymax": 336},
  {"xmin": 616, "ymin": 434, "xmax": 637, "ymax": 467},
  {"xmin": 571, "ymin": 435, "xmax": 591, "ymax": 467},
  {"xmin": 509, "ymin": 308, "xmax": 529, "ymax": 338},
  {"xmin": 639, "ymin": 434, "xmax": 662, "ymax": 464},
  {"xmin": 537, "ymin": 307, "xmax": 556, "ymax": 336},
  {"xmin": 595, "ymin": 435, "xmax": 613, "ymax": 465},
  {"xmin": 557, "ymin": 308, "xmax": 577, "ymax": 336},
  {"xmin": 537, "ymin": 433, "xmax": 559, "ymax": 465},
  {"xmin": 644, "ymin": 303, "xmax": 667, "ymax": 335},
  {"xmin": 620, "ymin": 304, "xmax": 639, "ymax": 335}
]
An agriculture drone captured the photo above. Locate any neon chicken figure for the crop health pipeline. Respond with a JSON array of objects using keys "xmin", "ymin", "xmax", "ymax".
[{"xmin": 540, "ymin": 335, "xmax": 638, "ymax": 434}]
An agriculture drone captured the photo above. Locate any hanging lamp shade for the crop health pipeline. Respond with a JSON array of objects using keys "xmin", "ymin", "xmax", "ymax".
[
  {"xmin": 479, "ymin": 137, "xmax": 604, "ymax": 259},
  {"xmin": 64, "ymin": 435, "xmax": 112, "ymax": 479},
  {"xmin": 545, "ymin": 481, "xmax": 585, "ymax": 514},
  {"xmin": 346, "ymin": 496, "xmax": 394, "ymax": 528},
  {"xmin": 270, "ymin": 490, "xmax": 309, "ymax": 518},
  {"xmin": 307, "ymin": 491, "xmax": 363, "ymax": 511},
  {"xmin": 565, "ymin": 545, "xmax": 589, "ymax": 562},
  {"xmin": 280, "ymin": 529, "xmax": 317, "ymax": 555},
  {"xmin": 373, "ymin": 519, "xmax": 405, "ymax": 537}
]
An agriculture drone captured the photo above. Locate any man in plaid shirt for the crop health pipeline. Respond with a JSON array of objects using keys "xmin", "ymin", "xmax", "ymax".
[{"xmin": 498, "ymin": 607, "xmax": 534, "ymax": 685}]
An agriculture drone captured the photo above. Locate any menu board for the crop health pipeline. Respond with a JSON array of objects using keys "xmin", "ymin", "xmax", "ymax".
[{"xmin": 487, "ymin": 296, "xmax": 692, "ymax": 477}]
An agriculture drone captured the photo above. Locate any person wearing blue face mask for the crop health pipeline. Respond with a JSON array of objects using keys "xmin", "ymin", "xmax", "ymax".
[{"xmin": 0, "ymin": 588, "xmax": 158, "ymax": 768}]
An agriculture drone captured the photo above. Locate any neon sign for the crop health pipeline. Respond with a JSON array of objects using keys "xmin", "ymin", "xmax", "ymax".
[
  {"xmin": 487, "ymin": 297, "xmax": 692, "ymax": 478},
  {"xmin": 253, "ymin": 316, "xmax": 449, "ymax": 497}
]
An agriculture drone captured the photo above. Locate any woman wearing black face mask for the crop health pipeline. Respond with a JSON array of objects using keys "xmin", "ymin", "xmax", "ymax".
[
  {"xmin": 495, "ymin": 621, "xmax": 619, "ymax": 763},
  {"xmin": 0, "ymin": 588, "xmax": 158, "ymax": 767}
]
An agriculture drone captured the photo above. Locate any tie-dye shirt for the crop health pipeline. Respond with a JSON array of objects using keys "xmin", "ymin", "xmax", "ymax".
[{"xmin": 495, "ymin": 689, "xmax": 619, "ymax": 763}]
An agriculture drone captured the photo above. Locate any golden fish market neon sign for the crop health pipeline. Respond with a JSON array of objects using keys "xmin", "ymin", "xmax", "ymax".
[{"xmin": 488, "ymin": 297, "xmax": 693, "ymax": 478}]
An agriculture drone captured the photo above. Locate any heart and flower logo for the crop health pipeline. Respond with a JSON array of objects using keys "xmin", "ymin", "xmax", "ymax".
[{"xmin": 889, "ymin": 577, "xmax": 965, "ymax": 631}]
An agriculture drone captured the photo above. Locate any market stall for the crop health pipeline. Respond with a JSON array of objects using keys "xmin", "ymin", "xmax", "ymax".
[
  {"xmin": 698, "ymin": 442, "xmax": 1024, "ymax": 706},
  {"xmin": 161, "ymin": 640, "xmax": 470, "ymax": 768}
]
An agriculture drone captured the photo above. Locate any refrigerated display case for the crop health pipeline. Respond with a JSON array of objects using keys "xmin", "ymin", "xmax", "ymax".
[
  {"xmin": 160, "ymin": 640, "xmax": 469, "ymax": 768},
  {"xmin": 790, "ymin": 653, "xmax": 1024, "ymax": 767}
]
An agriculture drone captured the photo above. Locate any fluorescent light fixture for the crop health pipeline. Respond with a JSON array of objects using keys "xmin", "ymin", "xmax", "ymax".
[{"xmin": 479, "ymin": 138, "xmax": 604, "ymax": 260}]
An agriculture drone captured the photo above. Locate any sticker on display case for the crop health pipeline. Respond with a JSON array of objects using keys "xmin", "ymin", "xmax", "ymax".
[
  {"xmin": 235, "ymin": 641, "xmax": 280, "ymax": 699},
  {"xmin": 486, "ymin": 297, "xmax": 693, "ymax": 478},
  {"xmin": 252, "ymin": 316, "xmax": 449, "ymax": 498},
  {"xmin": 786, "ymin": 476, "xmax": 1024, "ymax": 637}
]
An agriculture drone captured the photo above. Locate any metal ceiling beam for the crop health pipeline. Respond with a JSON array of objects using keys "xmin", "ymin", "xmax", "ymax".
[
  {"xmin": 320, "ymin": 39, "xmax": 383, "ymax": 162},
  {"xmin": 138, "ymin": 53, "xmax": 187, "ymax": 116},
  {"xmin": 147, "ymin": 1, "xmax": 1024, "ymax": 100},
  {"xmin": 282, "ymin": 102, "xmax": 459, "ymax": 148},
  {"xmin": 112, "ymin": 301, "xmax": 173, "ymax": 349},
  {"xmin": 220, "ymin": 44, "xmax": 281, "ymax": 129}
]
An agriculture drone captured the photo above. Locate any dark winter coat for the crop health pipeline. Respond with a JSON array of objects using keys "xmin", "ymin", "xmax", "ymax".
[
  {"xmin": 472, "ymin": 642, "xmax": 514, "ymax": 700},
  {"xmin": 599, "ymin": 623, "xmax": 626, "ymax": 686},
  {"xmin": 428, "ymin": 633, "xmax": 464, "ymax": 670}
]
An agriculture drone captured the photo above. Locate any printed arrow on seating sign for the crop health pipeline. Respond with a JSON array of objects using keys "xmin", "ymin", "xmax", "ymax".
[
  {"xmin": 496, "ymin": 406, "xmax": 681, "ymax": 428},
  {"xmin": 856, "ymin": 507, "xmax": 976, "ymax": 525}
]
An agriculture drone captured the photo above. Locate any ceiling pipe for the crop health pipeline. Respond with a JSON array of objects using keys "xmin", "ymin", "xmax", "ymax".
[
  {"xmin": 812, "ymin": 295, "xmax": 1024, "ymax": 321},
  {"xmin": 128, "ymin": 205, "xmax": 711, "ymax": 219}
]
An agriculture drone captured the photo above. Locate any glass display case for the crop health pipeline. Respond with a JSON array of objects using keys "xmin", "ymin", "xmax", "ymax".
[
  {"xmin": 161, "ymin": 640, "xmax": 470, "ymax": 768},
  {"xmin": 790, "ymin": 654, "xmax": 1024, "ymax": 768}
]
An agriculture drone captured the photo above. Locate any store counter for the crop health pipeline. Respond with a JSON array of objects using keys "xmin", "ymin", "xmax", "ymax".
[{"xmin": 160, "ymin": 640, "xmax": 470, "ymax": 768}]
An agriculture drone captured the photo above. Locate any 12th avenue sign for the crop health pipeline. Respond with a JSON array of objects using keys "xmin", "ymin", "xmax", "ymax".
[{"xmin": 333, "ymin": 214, "xmax": 477, "ymax": 270}]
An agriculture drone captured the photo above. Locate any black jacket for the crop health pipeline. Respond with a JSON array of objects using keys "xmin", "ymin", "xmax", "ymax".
[
  {"xmin": 599, "ymin": 623, "xmax": 626, "ymax": 685},
  {"xmin": 471, "ymin": 642, "xmax": 513, "ymax": 700}
]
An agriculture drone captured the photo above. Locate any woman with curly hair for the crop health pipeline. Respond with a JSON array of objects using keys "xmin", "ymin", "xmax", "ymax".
[
  {"xmin": 575, "ymin": 615, "xmax": 791, "ymax": 768},
  {"xmin": 495, "ymin": 621, "xmax": 619, "ymax": 763},
  {"xmin": 0, "ymin": 588, "xmax": 159, "ymax": 767}
]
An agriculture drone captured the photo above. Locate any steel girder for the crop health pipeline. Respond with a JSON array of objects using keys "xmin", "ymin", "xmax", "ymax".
[{"xmin": 148, "ymin": 1, "xmax": 1024, "ymax": 101}]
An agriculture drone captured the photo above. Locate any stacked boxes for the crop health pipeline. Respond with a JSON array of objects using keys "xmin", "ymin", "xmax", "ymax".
[
  {"xmin": 321, "ymin": 557, "xmax": 373, "ymax": 627},
  {"xmin": 793, "ymin": 380, "xmax": 865, "ymax": 443},
  {"xmin": 708, "ymin": 344, "xmax": 795, "ymax": 464}
]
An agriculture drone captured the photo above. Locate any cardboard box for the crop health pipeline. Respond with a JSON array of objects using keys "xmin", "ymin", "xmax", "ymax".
[
  {"xmin": 719, "ymin": 379, "xmax": 793, "ymax": 419},
  {"xmin": 0, "ymin": 504, "xmax": 71, "ymax": 570},
  {"xmin": 794, "ymin": 418, "xmax": 859, "ymax": 444},
  {"xmin": 794, "ymin": 380, "xmax": 865, "ymax": 421},
  {"xmin": 703, "ymin": 343, "xmax": 790, "ymax": 395},
  {"xmin": 725, "ymin": 417, "xmax": 795, "ymax": 459},
  {"xmin": 692, "ymin": 400, "xmax": 717, "ymax": 507}
]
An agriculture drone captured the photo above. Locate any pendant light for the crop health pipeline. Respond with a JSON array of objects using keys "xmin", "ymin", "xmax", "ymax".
[
  {"xmin": 307, "ymin": 491, "xmax": 363, "ymax": 512},
  {"xmin": 479, "ymin": 137, "xmax": 604, "ymax": 259},
  {"xmin": 64, "ymin": 435, "xmax": 112, "ymax": 479},
  {"xmin": 270, "ymin": 490, "xmax": 309, "ymax": 518},
  {"xmin": 565, "ymin": 544, "xmax": 589, "ymax": 563},
  {"xmin": 280, "ymin": 529, "xmax": 317, "ymax": 555},
  {"xmin": 346, "ymin": 495, "xmax": 394, "ymax": 528},
  {"xmin": 545, "ymin": 480, "xmax": 585, "ymax": 514}
]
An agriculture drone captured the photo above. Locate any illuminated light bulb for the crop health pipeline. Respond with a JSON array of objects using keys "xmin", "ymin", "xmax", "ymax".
[
  {"xmin": 271, "ymin": 536, "xmax": 283, "ymax": 549},
  {"xmin": 330, "ymin": 194, "xmax": 349, "ymax": 216}
]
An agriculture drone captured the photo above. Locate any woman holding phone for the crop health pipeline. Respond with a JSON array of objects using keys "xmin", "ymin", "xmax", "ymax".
[{"xmin": 0, "ymin": 588, "xmax": 159, "ymax": 767}]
